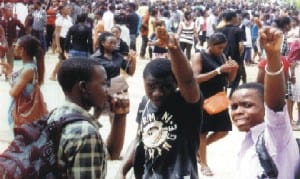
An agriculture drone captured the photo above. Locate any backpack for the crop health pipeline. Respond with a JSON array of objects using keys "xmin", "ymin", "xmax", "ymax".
[
  {"xmin": 0, "ymin": 111, "xmax": 90, "ymax": 179},
  {"xmin": 256, "ymin": 132, "xmax": 300, "ymax": 179}
]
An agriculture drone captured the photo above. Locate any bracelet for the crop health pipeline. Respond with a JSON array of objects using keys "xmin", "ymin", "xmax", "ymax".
[
  {"xmin": 264, "ymin": 64, "xmax": 283, "ymax": 76},
  {"xmin": 215, "ymin": 67, "xmax": 222, "ymax": 75}
]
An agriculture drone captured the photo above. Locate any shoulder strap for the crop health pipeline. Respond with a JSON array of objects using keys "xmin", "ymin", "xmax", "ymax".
[
  {"xmin": 24, "ymin": 63, "xmax": 38, "ymax": 85},
  {"xmin": 255, "ymin": 132, "xmax": 278, "ymax": 179},
  {"xmin": 296, "ymin": 138, "xmax": 300, "ymax": 151},
  {"xmin": 47, "ymin": 112, "xmax": 93, "ymax": 151}
]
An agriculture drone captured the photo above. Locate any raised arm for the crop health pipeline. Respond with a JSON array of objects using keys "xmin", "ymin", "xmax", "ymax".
[
  {"xmin": 167, "ymin": 35, "xmax": 200, "ymax": 103},
  {"xmin": 259, "ymin": 27, "xmax": 285, "ymax": 111}
]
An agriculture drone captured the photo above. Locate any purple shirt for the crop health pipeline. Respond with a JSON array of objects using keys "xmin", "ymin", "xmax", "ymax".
[{"xmin": 236, "ymin": 105, "xmax": 300, "ymax": 179}]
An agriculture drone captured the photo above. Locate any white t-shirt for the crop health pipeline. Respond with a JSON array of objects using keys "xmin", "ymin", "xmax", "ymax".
[
  {"xmin": 102, "ymin": 10, "xmax": 114, "ymax": 32},
  {"xmin": 55, "ymin": 15, "xmax": 73, "ymax": 38},
  {"xmin": 195, "ymin": 16, "xmax": 204, "ymax": 35},
  {"xmin": 120, "ymin": 25, "xmax": 130, "ymax": 47},
  {"xmin": 206, "ymin": 14, "xmax": 217, "ymax": 38}
]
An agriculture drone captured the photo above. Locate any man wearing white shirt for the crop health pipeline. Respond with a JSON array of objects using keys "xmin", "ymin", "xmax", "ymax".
[
  {"xmin": 206, "ymin": 8, "xmax": 218, "ymax": 39},
  {"xmin": 103, "ymin": 4, "xmax": 115, "ymax": 32},
  {"xmin": 50, "ymin": 4, "xmax": 73, "ymax": 81}
]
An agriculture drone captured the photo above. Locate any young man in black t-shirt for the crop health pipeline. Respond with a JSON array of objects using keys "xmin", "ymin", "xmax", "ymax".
[
  {"xmin": 217, "ymin": 10, "xmax": 245, "ymax": 96},
  {"xmin": 116, "ymin": 29, "xmax": 202, "ymax": 179}
]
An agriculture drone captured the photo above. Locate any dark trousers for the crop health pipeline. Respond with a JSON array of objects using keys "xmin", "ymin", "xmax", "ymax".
[
  {"xmin": 140, "ymin": 35, "xmax": 148, "ymax": 57},
  {"xmin": 130, "ymin": 34, "xmax": 137, "ymax": 51},
  {"xmin": 32, "ymin": 29, "xmax": 47, "ymax": 52},
  {"xmin": 46, "ymin": 24, "xmax": 55, "ymax": 49},
  {"xmin": 179, "ymin": 42, "xmax": 192, "ymax": 60},
  {"xmin": 229, "ymin": 64, "xmax": 246, "ymax": 97}
]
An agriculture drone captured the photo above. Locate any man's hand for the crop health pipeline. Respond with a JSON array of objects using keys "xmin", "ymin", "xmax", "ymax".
[
  {"xmin": 259, "ymin": 27, "xmax": 283, "ymax": 55},
  {"xmin": 109, "ymin": 92, "xmax": 130, "ymax": 115},
  {"xmin": 155, "ymin": 26, "xmax": 178, "ymax": 50},
  {"xmin": 155, "ymin": 26, "xmax": 169, "ymax": 47},
  {"xmin": 0, "ymin": 62, "xmax": 11, "ymax": 75},
  {"xmin": 128, "ymin": 50, "xmax": 136, "ymax": 61}
]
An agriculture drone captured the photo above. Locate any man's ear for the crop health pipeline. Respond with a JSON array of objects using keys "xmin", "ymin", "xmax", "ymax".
[{"xmin": 78, "ymin": 81, "xmax": 88, "ymax": 94}]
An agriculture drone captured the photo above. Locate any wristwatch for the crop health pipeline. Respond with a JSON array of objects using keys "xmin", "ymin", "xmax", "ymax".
[{"xmin": 215, "ymin": 67, "xmax": 222, "ymax": 75}]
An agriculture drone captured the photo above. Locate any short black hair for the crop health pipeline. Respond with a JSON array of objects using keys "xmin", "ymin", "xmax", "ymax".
[
  {"xmin": 98, "ymin": 32, "xmax": 115, "ymax": 54},
  {"xmin": 76, "ymin": 13, "xmax": 87, "ymax": 23},
  {"xmin": 143, "ymin": 59, "xmax": 175, "ymax": 80},
  {"xmin": 128, "ymin": 2, "xmax": 136, "ymax": 10},
  {"xmin": 231, "ymin": 82, "xmax": 264, "ymax": 101},
  {"xmin": 207, "ymin": 32, "xmax": 227, "ymax": 46},
  {"xmin": 58, "ymin": 58, "xmax": 102, "ymax": 92},
  {"xmin": 274, "ymin": 16, "xmax": 291, "ymax": 30},
  {"xmin": 223, "ymin": 10, "xmax": 237, "ymax": 21}
]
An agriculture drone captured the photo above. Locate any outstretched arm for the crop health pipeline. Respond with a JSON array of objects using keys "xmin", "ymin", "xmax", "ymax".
[
  {"xmin": 259, "ymin": 27, "xmax": 285, "ymax": 111},
  {"xmin": 157, "ymin": 27, "xmax": 200, "ymax": 103}
]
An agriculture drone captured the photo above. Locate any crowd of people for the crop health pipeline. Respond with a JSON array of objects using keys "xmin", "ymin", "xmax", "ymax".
[{"xmin": 0, "ymin": 0, "xmax": 300, "ymax": 178}]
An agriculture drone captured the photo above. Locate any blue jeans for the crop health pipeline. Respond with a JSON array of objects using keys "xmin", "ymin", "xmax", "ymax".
[{"xmin": 69, "ymin": 50, "xmax": 89, "ymax": 58}]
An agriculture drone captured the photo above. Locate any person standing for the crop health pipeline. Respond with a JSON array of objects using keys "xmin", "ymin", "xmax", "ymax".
[
  {"xmin": 0, "ymin": 3, "xmax": 25, "ymax": 72},
  {"xmin": 94, "ymin": 32, "xmax": 136, "ymax": 160},
  {"xmin": 102, "ymin": 4, "xmax": 115, "ymax": 32},
  {"xmin": 177, "ymin": 11, "xmax": 198, "ymax": 60},
  {"xmin": 116, "ymin": 27, "xmax": 202, "ymax": 179},
  {"xmin": 111, "ymin": 25, "xmax": 129, "ymax": 57},
  {"xmin": 191, "ymin": 33, "xmax": 238, "ymax": 176},
  {"xmin": 139, "ymin": 10, "xmax": 149, "ymax": 59},
  {"xmin": 7, "ymin": 35, "xmax": 46, "ymax": 129},
  {"xmin": 64, "ymin": 13, "xmax": 93, "ymax": 58},
  {"xmin": 46, "ymin": 0, "xmax": 59, "ymax": 53},
  {"xmin": 126, "ymin": 3, "xmax": 140, "ymax": 51},
  {"xmin": 230, "ymin": 26, "xmax": 300, "ymax": 179},
  {"xmin": 51, "ymin": 58, "xmax": 122, "ymax": 178},
  {"xmin": 205, "ymin": 8, "xmax": 218, "ymax": 39},
  {"xmin": 49, "ymin": 4, "xmax": 73, "ymax": 81},
  {"xmin": 31, "ymin": 1, "xmax": 47, "ymax": 51},
  {"xmin": 92, "ymin": 10, "xmax": 105, "ymax": 51},
  {"xmin": 217, "ymin": 10, "xmax": 244, "ymax": 96}
]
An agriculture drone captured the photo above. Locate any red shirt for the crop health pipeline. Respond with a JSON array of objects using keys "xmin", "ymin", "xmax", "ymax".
[
  {"xmin": 47, "ymin": 8, "xmax": 56, "ymax": 25},
  {"xmin": 258, "ymin": 56, "xmax": 290, "ymax": 73}
]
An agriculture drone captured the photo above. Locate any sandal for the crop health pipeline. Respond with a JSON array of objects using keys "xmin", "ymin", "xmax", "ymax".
[{"xmin": 201, "ymin": 166, "xmax": 214, "ymax": 176}]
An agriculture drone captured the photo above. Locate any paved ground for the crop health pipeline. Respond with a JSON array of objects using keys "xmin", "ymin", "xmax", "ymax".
[{"xmin": 0, "ymin": 51, "xmax": 299, "ymax": 179}]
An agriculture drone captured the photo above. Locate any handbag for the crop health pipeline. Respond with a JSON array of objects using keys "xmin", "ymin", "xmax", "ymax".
[
  {"xmin": 12, "ymin": 85, "xmax": 48, "ymax": 126},
  {"xmin": 108, "ymin": 76, "xmax": 130, "ymax": 115},
  {"xmin": 203, "ymin": 91, "xmax": 230, "ymax": 115}
]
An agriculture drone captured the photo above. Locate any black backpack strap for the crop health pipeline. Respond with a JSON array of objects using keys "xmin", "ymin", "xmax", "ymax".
[
  {"xmin": 256, "ymin": 132, "xmax": 278, "ymax": 179},
  {"xmin": 47, "ymin": 112, "xmax": 93, "ymax": 152},
  {"xmin": 296, "ymin": 138, "xmax": 300, "ymax": 152}
]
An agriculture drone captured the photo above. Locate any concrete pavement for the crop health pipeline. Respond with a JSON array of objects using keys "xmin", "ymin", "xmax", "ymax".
[{"xmin": 0, "ymin": 52, "xmax": 299, "ymax": 179}]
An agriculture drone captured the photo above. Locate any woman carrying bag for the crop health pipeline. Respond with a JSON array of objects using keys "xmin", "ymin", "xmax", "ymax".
[
  {"xmin": 7, "ymin": 35, "xmax": 47, "ymax": 131},
  {"xmin": 191, "ymin": 32, "xmax": 238, "ymax": 176}
]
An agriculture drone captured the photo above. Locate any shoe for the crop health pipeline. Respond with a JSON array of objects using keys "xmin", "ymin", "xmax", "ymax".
[{"xmin": 201, "ymin": 166, "xmax": 214, "ymax": 176}]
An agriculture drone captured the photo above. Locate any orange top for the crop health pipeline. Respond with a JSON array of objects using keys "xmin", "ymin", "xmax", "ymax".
[{"xmin": 47, "ymin": 8, "xmax": 57, "ymax": 25}]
